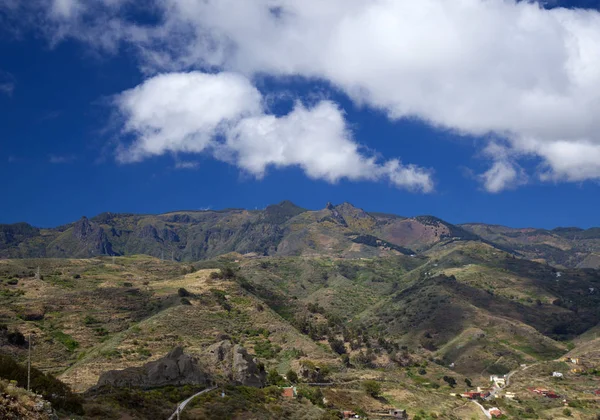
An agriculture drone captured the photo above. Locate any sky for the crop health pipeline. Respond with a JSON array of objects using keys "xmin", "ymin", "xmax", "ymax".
[{"xmin": 1, "ymin": 0, "xmax": 600, "ymax": 229}]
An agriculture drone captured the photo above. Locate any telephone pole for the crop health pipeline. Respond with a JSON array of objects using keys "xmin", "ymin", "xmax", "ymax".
[{"xmin": 27, "ymin": 334, "xmax": 31, "ymax": 391}]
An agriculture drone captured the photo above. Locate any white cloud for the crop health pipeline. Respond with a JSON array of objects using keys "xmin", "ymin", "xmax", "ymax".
[
  {"xmin": 175, "ymin": 161, "xmax": 199, "ymax": 169},
  {"xmin": 6, "ymin": 0, "xmax": 600, "ymax": 191},
  {"xmin": 115, "ymin": 71, "xmax": 433, "ymax": 192},
  {"xmin": 478, "ymin": 142, "xmax": 528, "ymax": 193},
  {"xmin": 49, "ymin": 154, "xmax": 76, "ymax": 164}
]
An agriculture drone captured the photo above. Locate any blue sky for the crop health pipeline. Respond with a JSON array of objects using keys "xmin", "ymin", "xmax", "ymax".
[{"xmin": 1, "ymin": 0, "xmax": 600, "ymax": 229}]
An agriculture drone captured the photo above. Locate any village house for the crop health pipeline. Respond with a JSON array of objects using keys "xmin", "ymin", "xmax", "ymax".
[
  {"xmin": 490, "ymin": 375, "xmax": 506, "ymax": 386},
  {"xmin": 460, "ymin": 391, "xmax": 481, "ymax": 399},
  {"xmin": 281, "ymin": 386, "xmax": 297, "ymax": 398},
  {"xmin": 488, "ymin": 407, "xmax": 503, "ymax": 418},
  {"xmin": 390, "ymin": 408, "xmax": 408, "ymax": 419},
  {"xmin": 341, "ymin": 410, "xmax": 359, "ymax": 419},
  {"xmin": 552, "ymin": 371, "xmax": 564, "ymax": 378}
]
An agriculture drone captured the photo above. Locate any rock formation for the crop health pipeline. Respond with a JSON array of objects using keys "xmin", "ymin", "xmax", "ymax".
[
  {"xmin": 96, "ymin": 347, "xmax": 209, "ymax": 389},
  {"xmin": 207, "ymin": 340, "xmax": 266, "ymax": 387}
]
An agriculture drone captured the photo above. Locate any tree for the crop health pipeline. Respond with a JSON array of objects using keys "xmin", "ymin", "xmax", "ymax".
[
  {"xmin": 362, "ymin": 380, "xmax": 382, "ymax": 398},
  {"xmin": 328, "ymin": 337, "xmax": 346, "ymax": 355},
  {"xmin": 443, "ymin": 376, "xmax": 457, "ymax": 388},
  {"xmin": 286, "ymin": 369, "xmax": 298, "ymax": 384},
  {"xmin": 464, "ymin": 378, "xmax": 472, "ymax": 388},
  {"xmin": 267, "ymin": 369, "xmax": 285, "ymax": 386}
]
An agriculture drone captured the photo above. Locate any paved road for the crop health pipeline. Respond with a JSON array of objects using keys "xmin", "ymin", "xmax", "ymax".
[
  {"xmin": 471, "ymin": 400, "xmax": 491, "ymax": 419},
  {"xmin": 167, "ymin": 386, "xmax": 217, "ymax": 420}
]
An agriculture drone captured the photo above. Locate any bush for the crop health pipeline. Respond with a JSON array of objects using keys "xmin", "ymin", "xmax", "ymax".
[
  {"xmin": 286, "ymin": 370, "xmax": 298, "ymax": 383},
  {"xmin": 178, "ymin": 288, "xmax": 191, "ymax": 297},
  {"xmin": 6, "ymin": 279, "xmax": 18, "ymax": 285},
  {"xmin": 267, "ymin": 369, "xmax": 285, "ymax": 386},
  {"xmin": 180, "ymin": 298, "xmax": 192, "ymax": 305},
  {"xmin": 563, "ymin": 408, "xmax": 572, "ymax": 416},
  {"xmin": 362, "ymin": 380, "xmax": 382, "ymax": 398},
  {"xmin": 328, "ymin": 337, "xmax": 346, "ymax": 355},
  {"xmin": 443, "ymin": 376, "xmax": 457, "ymax": 388},
  {"xmin": 84, "ymin": 315, "xmax": 100, "ymax": 325}
]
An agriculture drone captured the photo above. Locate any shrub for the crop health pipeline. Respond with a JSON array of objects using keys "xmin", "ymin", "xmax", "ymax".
[
  {"xmin": 563, "ymin": 408, "xmax": 572, "ymax": 416},
  {"xmin": 84, "ymin": 315, "xmax": 100, "ymax": 325},
  {"xmin": 362, "ymin": 380, "xmax": 382, "ymax": 398},
  {"xmin": 267, "ymin": 369, "xmax": 285, "ymax": 386},
  {"xmin": 180, "ymin": 298, "xmax": 192, "ymax": 305},
  {"xmin": 286, "ymin": 370, "xmax": 298, "ymax": 383},
  {"xmin": 443, "ymin": 376, "xmax": 457, "ymax": 388},
  {"xmin": 328, "ymin": 337, "xmax": 346, "ymax": 355},
  {"xmin": 178, "ymin": 288, "xmax": 191, "ymax": 297},
  {"xmin": 6, "ymin": 279, "xmax": 18, "ymax": 285}
]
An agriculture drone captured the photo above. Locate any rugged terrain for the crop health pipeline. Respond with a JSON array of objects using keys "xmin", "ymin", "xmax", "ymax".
[{"xmin": 0, "ymin": 202, "xmax": 599, "ymax": 419}]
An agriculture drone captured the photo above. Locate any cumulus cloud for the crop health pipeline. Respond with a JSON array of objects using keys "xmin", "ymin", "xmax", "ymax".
[
  {"xmin": 115, "ymin": 72, "xmax": 433, "ymax": 192},
  {"xmin": 6, "ymin": 0, "xmax": 600, "ymax": 191},
  {"xmin": 478, "ymin": 143, "xmax": 528, "ymax": 193}
]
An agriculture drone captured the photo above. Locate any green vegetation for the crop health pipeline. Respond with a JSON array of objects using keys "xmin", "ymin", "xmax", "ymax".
[{"xmin": 361, "ymin": 380, "xmax": 382, "ymax": 398}]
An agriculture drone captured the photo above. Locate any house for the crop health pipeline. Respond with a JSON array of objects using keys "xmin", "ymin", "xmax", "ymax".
[
  {"xmin": 281, "ymin": 387, "xmax": 297, "ymax": 398},
  {"xmin": 478, "ymin": 389, "xmax": 491, "ymax": 399},
  {"xmin": 546, "ymin": 392, "xmax": 560, "ymax": 399},
  {"xmin": 490, "ymin": 375, "xmax": 506, "ymax": 386},
  {"xmin": 341, "ymin": 411, "xmax": 356, "ymax": 419},
  {"xmin": 504, "ymin": 391, "xmax": 516, "ymax": 400},
  {"xmin": 532, "ymin": 388, "xmax": 549, "ymax": 395},
  {"xmin": 570, "ymin": 358, "xmax": 580, "ymax": 365},
  {"xmin": 552, "ymin": 372, "xmax": 564, "ymax": 378},
  {"xmin": 390, "ymin": 409, "xmax": 408, "ymax": 419},
  {"xmin": 461, "ymin": 392, "xmax": 481, "ymax": 399},
  {"xmin": 489, "ymin": 408, "xmax": 503, "ymax": 418},
  {"xmin": 571, "ymin": 368, "xmax": 584, "ymax": 374}
]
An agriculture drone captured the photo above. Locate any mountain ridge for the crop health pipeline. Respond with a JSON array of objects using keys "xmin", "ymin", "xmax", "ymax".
[{"xmin": 2, "ymin": 201, "xmax": 600, "ymax": 268}]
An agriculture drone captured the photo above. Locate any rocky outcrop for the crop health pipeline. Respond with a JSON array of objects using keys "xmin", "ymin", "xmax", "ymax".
[
  {"xmin": 96, "ymin": 347, "xmax": 209, "ymax": 389},
  {"xmin": 207, "ymin": 341, "xmax": 266, "ymax": 387},
  {"xmin": 0, "ymin": 381, "xmax": 58, "ymax": 420}
]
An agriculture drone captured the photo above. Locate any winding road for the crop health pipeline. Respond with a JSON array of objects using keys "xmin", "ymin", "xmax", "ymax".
[{"xmin": 167, "ymin": 386, "xmax": 217, "ymax": 420}]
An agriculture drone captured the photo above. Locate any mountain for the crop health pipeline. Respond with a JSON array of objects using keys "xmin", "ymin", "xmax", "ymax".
[
  {"xmin": 1, "ymin": 202, "xmax": 600, "ymax": 418},
  {"xmin": 0, "ymin": 201, "xmax": 483, "ymax": 262},
  {"xmin": 461, "ymin": 223, "xmax": 600, "ymax": 269},
  {"xmin": 5, "ymin": 200, "xmax": 599, "ymax": 268}
]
